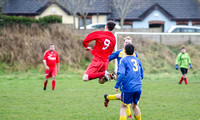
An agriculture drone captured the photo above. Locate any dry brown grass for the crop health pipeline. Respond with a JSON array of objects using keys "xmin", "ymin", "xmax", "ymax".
[
  {"xmin": 0, "ymin": 25, "xmax": 199, "ymax": 73},
  {"xmin": 117, "ymin": 35, "xmax": 200, "ymax": 73},
  {"xmin": 0, "ymin": 24, "xmax": 91, "ymax": 71}
]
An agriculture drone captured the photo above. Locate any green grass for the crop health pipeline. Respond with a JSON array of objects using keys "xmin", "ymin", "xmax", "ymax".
[{"xmin": 0, "ymin": 70, "xmax": 200, "ymax": 120}]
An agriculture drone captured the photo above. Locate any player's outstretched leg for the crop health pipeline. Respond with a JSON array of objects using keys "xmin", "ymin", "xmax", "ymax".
[
  {"xmin": 98, "ymin": 71, "xmax": 112, "ymax": 84},
  {"xmin": 110, "ymin": 71, "xmax": 118, "ymax": 80},
  {"xmin": 104, "ymin": 93, "xmax": 120, "ymax": 107},
  {"xmin": 104, "ymin": 70, "xmax": 111, "ymax": 81},
  {"xmin": 44, "ymin": 79, "xmax": 48, "ymax": 90},
  {"xmin": 83, "ymin": 72, "xmax": 105, "ymax": 82},
  {"xmin": 98, "ymin": 78, "xmax": 107, "ymax": 84},
  {"xmin": 104, "ymin": 94, "xmax": 109, "ymax": 107}
]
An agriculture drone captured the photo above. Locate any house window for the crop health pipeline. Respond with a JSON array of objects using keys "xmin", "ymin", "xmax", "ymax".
[
  {"xmin": 176, "ymin": 21, "xmax": 188, "ymax": 25},
  {"xmin": 122, "ymin": 21, "xmax": 133, "ymax": 29},
  {"xmin": 192, "ymin": 21, "xmax": 200, "ymax": 27},
  {"xmin": 149, "ymin": 21, "xmax": 165, "ymax": 32}
]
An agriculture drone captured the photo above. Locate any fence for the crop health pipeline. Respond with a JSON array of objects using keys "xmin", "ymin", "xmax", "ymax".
[{"xmin": 115, "ymin": 32, "xmax": 200, "ymax": 49}]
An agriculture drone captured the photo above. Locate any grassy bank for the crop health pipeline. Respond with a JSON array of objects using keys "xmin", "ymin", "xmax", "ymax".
[{"xmin": 0, "ymin": 25, "xmax": 200, "ymax": 74}]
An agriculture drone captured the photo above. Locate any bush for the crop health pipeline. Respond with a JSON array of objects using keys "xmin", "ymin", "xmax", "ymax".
[
  {"xmin": 0, "ymin": 15, "xmax": 62, "ymax": 26},
  {"xmin": 38, "ymin": 16, "xmax": 62, "ymax": 25}
]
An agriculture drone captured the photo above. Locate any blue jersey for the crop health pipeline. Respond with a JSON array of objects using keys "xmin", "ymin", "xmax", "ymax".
[
  {"xmin": 114, "ymin": 56, "xmax": 143, "ymax": 92},
  {"xmin": 109, "ymin": 49, "xmax": 138, "ymax": 75}
]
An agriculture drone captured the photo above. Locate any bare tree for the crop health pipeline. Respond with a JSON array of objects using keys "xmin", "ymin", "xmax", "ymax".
[
  {"xmin": 50, "ymin": 0, "xmax": 97, "ymax": 29},
  {"xmin": 55, "ymin": 0, "xmax": 78, "ymax": 29},
  {"xmin": 0, "ymin": 0, "xmax": 5, "ymax": 13},
  {"xmin": 74, "ymin": 0, "xmax": 97, "ymax": 30},
  {"xmin": 112, "ymin": 0, "xmax": 147, "ymax": 29}
]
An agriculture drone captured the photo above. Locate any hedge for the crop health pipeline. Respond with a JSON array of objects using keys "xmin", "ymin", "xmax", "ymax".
[{"xmin": 0, "ymin": 15, "xmax": 62, "ymax": 26}]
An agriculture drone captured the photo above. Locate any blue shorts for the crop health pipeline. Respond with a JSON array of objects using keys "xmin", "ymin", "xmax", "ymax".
[{"xmin": 121, "ymin": 91, "xmax": 142, "ymax": 105}]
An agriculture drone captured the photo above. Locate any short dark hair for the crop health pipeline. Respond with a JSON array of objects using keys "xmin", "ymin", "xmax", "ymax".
[
  {"xmin": 125, "ymin": 44, "xmax": 135, "ymax": 55},
  {"xmin": 50, "ymin": 44, "xmax": 54, "ymax": 46},
  {"xmin": 106, "ymin": 21, "xmax": 116, "ymax": 31},
  {"xmin": 181, "ymin": 47, "xmax": 185, "ymax": 49}
]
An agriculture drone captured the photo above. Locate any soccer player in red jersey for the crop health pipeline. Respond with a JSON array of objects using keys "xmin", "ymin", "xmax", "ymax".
[
  {"xmin": 43, "ymin": 44, "xmax": 60, "ymax": 90},
  {"xmin": 82, "ymin": 21, "xmax": 116, "ymax": 82}
]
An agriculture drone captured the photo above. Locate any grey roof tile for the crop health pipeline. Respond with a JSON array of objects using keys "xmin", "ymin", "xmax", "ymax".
[
  {"xmin": 3, "ymin": 0, "xmax": 47, "ymax": 14},
  {"xmin": 2, "ymin": 0, "xmax": 111, "ymax": 15},
  {"xmin": 89, "ymin": 0, "xmax": 111, "ymax": 14},
  {"xmin": 109, "ymin": 0, "xmax": 200, "ymax": 20},
  {"xmin": 2, "ymin": 0, "xmax": 200, "ymax": 20}
]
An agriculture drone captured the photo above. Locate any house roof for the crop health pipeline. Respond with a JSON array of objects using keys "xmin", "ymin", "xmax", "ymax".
[
  {"xmin": 109, "ymin": 0, "xmax": 200, "ymax": 21},
  {"xmin": 2, "ymin": 0, "xmax": 111, "ymax": 16},
  {"xmin": 3, "ymin": 0, "xmax": 47, "ymax": 15},
  {"xmin": 2, "ymin": 0, "xmax": 200, "ymax": 20},
  {"xmin": 88, "ymin": 0, "xmax": 111, "ymax": 15}
]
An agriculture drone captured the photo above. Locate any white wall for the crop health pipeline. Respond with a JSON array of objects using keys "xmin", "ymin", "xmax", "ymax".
[
  {"xmin": 92, "ymin": 15, "xmax": 107, "ymax": 24},
  {"xmin": 133, "ymin": 10, "xmax": 176, "ymax": 32},
  {"xmin": 35, "ymin": 4, "xmax": 79, "ymax": 28}
]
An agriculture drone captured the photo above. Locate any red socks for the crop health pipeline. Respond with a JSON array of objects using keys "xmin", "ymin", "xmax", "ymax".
[
  {"xmin": 88, "ymin": 72, "xmax": 105, "ymax": 80},
  {"xmin": 52, "ymin": 80, "xmax": 56, "ymax": 90},
  {"xmin": 179, "ymin": 77, "xmax": 183, "ymax": 84},
  {"xmin": 179, "ymin": 77, "xmax": 188, "ymax": 85},
  {"xmin": 184, "ymin": 78, "xmax": 188, "ymax": 85},
  {"xmin": 44, "ymin": 81, "xmax": 48, "ymax": 88}
]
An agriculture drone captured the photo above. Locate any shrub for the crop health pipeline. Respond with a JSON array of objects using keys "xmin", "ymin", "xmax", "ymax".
[{"xmin": 0, "ymin": 15, "xmax": 62, "ymax": 26}]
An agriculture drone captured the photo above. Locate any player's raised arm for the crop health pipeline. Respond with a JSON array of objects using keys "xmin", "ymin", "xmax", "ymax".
[
  {"xmin": 83, "ymin": 31, "xmax": 99, "ymax": 48},
  {"xmin": 109, "ymin": 50, "xmax": 121, "ymax": 62}
]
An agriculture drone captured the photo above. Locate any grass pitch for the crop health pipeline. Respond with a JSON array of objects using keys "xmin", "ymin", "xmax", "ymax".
[{"xmin": 0, "ymin": 70, "xmax": 199, "ymax": 120}]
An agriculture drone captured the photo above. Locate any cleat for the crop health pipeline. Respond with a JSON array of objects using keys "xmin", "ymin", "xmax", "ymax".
[
  {"xmin": 110, "ymin": 71, "xmax": 118, "ymax": 80},
  {"xmin": 128, "ymin": 115, "xmax": 133, "ymax": 119},
  {"xmin": 104, "ymin": 94, "xmax": 109, "ymax": 107},
  {"xmin": 104, "ymin": 70, "xmax": 111, "ymax": 81},
  {"xmin": 52, "ymin": 89, "xmax": 54, "ymax": 90},
  {"xmin": 98, "ymin": 78, "xmax": 107, "ymax": 84},
  {"xmin": 43, "ymin": 87, "xmax": 46, "ymax": 90},
  {"xmin": 178, "ymin": 82, "xmax": 181, "ymax": 84}
]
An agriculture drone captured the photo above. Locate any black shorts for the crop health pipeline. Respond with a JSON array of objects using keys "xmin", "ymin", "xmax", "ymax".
[{"xmin": 180, "ymin": 68, "xmax": 188, "ymax": 75}]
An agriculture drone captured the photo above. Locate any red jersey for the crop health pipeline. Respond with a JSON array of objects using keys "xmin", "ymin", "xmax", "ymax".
[
  {"xmin": 83, "ymin": 31, "xmax": 116, "ymax": 60},
  {"xmin": 43, "ymin": 50, "xmax": 59, "ymax": 68}
]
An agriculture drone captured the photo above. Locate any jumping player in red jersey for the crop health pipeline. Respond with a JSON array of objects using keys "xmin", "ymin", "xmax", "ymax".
[
  {"xmin": 43, "ymin": 44, "xmax": 60, "ymax": 90},
  {"xmin": 82, "ymin": 21, "xmax": 116, "ymax": 83}
]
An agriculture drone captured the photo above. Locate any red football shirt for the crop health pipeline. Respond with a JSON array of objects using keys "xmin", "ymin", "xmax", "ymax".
[
  {"xmin": 43, "ymin": 50, "xmax": 59, "ymax": 68},
  {"xmin": 83, "ymin": 31, "xmax": 116, "ymax": 60}
]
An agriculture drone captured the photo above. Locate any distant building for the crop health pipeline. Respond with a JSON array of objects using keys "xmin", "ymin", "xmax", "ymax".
[
  {"xmin": 2, "ymin": 0, "xmax": 200, "ymax": 31},
  {"xmin": 109, "ymin": 0, "xmax": 200, "ymax": 32},
  {"xmin": 0, "ymin": 0, "xmax": 4, "ymax": 13},
  {"xmin": 2, "ymin": 0, "xmax": 109, "ymax": 29}
]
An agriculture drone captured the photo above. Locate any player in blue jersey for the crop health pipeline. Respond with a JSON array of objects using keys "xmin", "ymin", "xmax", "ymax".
[
  {"xmin": 109, "ymin": 36, "xmax": 138, "ymax": 75},
  {"xmin": 103, "ymin": 36, "xmax": 138, "ymax": 119},
  {"xmin": 114, "ymin": 44, "xmax": 143, "ymax": 120}
]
